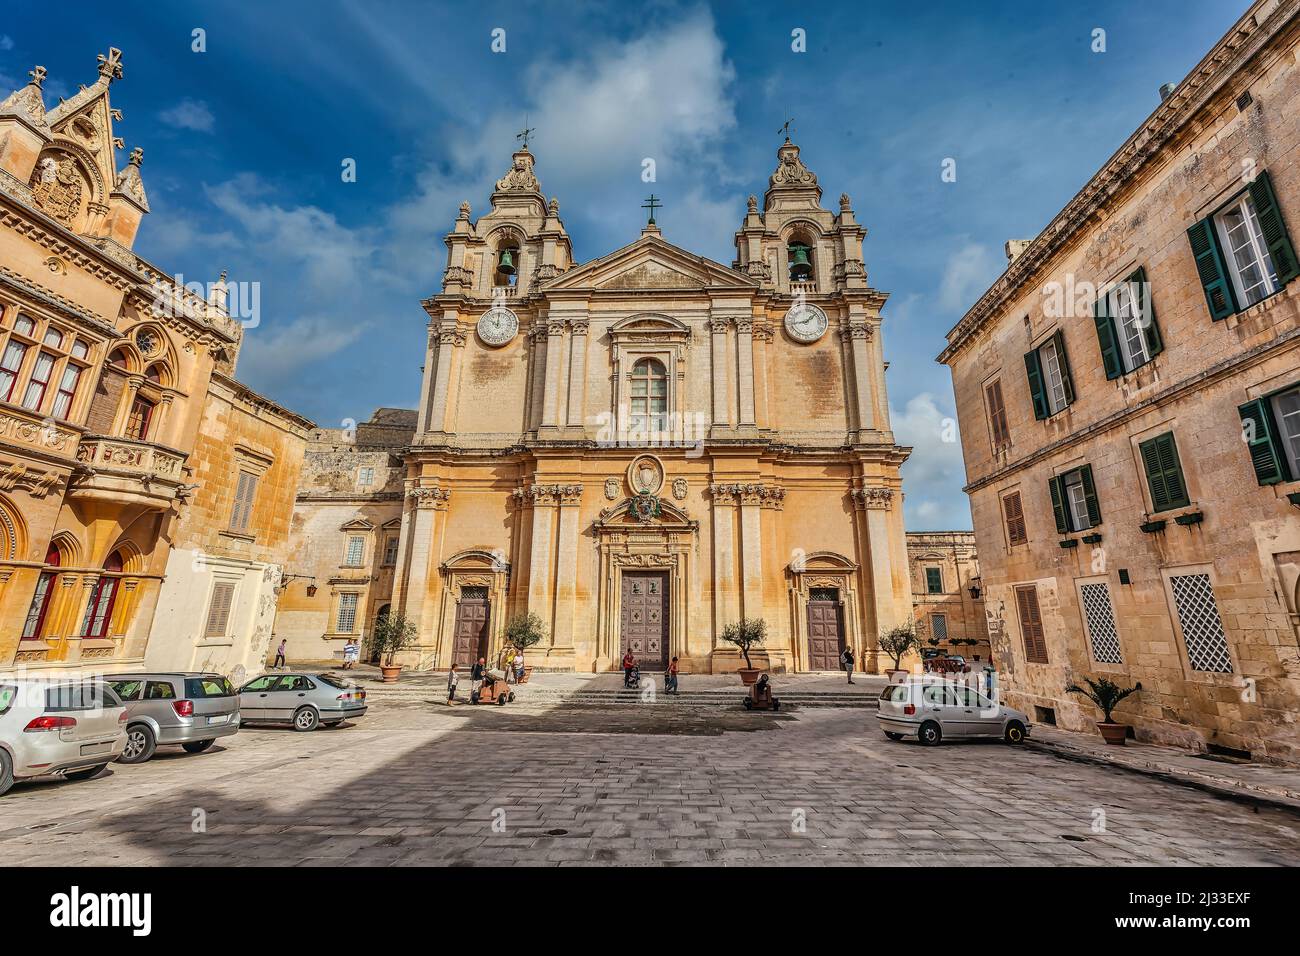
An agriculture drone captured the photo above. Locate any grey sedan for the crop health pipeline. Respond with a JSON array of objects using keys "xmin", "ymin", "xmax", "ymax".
[
  {"xmin": 238, "ymin": 672, "xmax": 368, "ymax": 731},
  {"xmin": 877, "ymin": 679, "xmax": 1031, "ymax": 746}
]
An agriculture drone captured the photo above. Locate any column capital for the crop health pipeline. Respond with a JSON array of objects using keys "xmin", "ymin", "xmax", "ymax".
[{"xmin": 851, "ymin": 485, "xmax": 894, "ymax": 510}]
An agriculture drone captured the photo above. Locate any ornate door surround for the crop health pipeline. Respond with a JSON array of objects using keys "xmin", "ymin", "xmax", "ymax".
[
  {"xmin": 787, "ymin": 551, "xmax": 863, "ymax": 672},
  {"xmin": 434, "ymin": 549, "xmax": 510, "ymax": 668}
]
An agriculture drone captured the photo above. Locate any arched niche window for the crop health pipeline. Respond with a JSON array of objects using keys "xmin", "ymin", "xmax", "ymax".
[
  {"xmin": 144, "ymin": 362, "xmax": 167, "ymax": 385},
  {"xmin": 21, "ymin": 543, "xmax": 61, "ymax": 640},
  {"xmin": 81, "ymin": 549, "xmax": 124, "ymax": 639},
  {"xmin": 493, "ymin": 240, "xmax": 521, "ymax": 289},
  {"xmin": 629, "ymin": 358, "xmax": 668, "ymax": 433},
  {"xmin": 787, "ymin": 237, "xmax": 815, "ymax": 285}
]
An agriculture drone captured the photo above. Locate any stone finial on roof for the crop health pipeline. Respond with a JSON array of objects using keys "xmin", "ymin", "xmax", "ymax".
[
  {"xmin": 97, "ymin": 47, "xmax": 124, "ymax": 83},
  {"xmin": 0, "ymin": 65, "xmax": 51, "ymax": 131}
]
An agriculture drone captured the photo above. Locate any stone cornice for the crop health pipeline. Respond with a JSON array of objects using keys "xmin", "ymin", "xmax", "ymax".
[
  {"xmin": 938, "ymin": 0, "xmax": 1300, "ymax": 364},
  {"xmin": 0, "ymin": 266, "xmax": 120, "ymax": 337}
]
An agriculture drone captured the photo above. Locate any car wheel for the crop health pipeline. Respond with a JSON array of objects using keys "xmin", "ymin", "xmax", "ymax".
[
  {"xmin": 1004, "ymin": 720, "xmax": 1026, "ymax": 745},
  {"xmin": 292, "ymin": 707, "xmax": 319, "ymax": 732},
  {"xmin": 884, "ymin": 731, "xmax": 905, "ymax": 741},
  {"xmin": 918, "ymin": 721, "xmax": 942, "ymax": 746},
  {"xmin": 63, "ymin": 764, "xmax": 108, "ymax": 782},
  {"xmin": 508, "ymin": 693, "xmax": 516, "ymax": 703},
  {"xmin": 496, "ymin": 693, "xmax": 507, "ymax": 706},
  {"xmin": 119, "ymin": 724, "xmax": 156, "ymax": 764},
  {"xmin": 181, "ymin": 739, "xmax": 215, "ymax": 754},
  {"xmin": 0, "ymin": 749, "xmax": 13, "ymax": 796}
]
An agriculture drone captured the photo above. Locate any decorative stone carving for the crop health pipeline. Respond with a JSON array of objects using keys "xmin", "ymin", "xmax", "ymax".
[
  {"xmin": 29, "ymin": 155, "xmax": 85, "ymax": 225},
  {"xmin": 769, "ymin": 141, "xmax": 818, "ymax": 188},
  {"xmin": 852, "ymin": 486, "xmax": 894, "ymax": 509},
  {"xmin": 408, "ymin": 486, "xmax": 451, "ymax": 507},
  {"xmin": 627, "ymin": 454, "xmax": 664, "ymax": 496},
  {"xmin": 513, "ymin": 483, "xmax": 583, "ymax": 505},
  {"xmin": 671, "ymin": 477, "xmax": 688, "ymax": 500},
  {"xmin": 839, "ymin": 322, "xmax": 873, "ymax": 341},
  {"xmin": 495, "ymin": 149, "xmax": 540, "ymax": 193},
  {"xmin": 708, "ymin": 482, "xmax": 785, "ymax": 509},
  {"xmin": 604, "ymin": 478, "xmax": 620, "ymax": 500}
]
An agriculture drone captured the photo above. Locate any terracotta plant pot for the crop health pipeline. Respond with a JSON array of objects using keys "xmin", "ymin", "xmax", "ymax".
[
  {"xmin": 737, "ymin": 667, "xmax": 762, "ymax": 686},
  {"xmin": 520, "ymin": 666, "xmax": 533, "ymax": 684},
  {"xmin": 885, "ymin": 668, "xmax": 909, "ymax": 684},
  {"xmin": 1097, "ymin": 721, "xmax": 1128, "ymax": 746},
  {"xmin": 379, "ymin": 664, "xmax": 403, "ymax": 684}
]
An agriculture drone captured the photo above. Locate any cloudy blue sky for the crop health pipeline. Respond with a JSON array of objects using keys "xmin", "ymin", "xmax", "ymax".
[{"xmin": 1, "ymin": 0, "xmax": 1248, "ymax": 529}]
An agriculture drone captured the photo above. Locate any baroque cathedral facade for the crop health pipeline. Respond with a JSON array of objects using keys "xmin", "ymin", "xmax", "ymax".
[{"xmin": 377, "ymin": 138, "xmax": 914, "ymax": 674}]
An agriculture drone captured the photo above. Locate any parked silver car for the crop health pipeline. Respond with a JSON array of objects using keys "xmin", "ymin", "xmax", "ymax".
[
  {"xmin": 107, "ymin": 673, "xmax": 240, "ymax": 764},
  {"xmin": 877, "ymin": 679, "xmax": 1030, "ymax": 745},
  {"xmin": 0, "ymin": 679, "xmax": 127, "ymax": 796},
  {"xmin": 238, "ymin": 672, "xmax": 367, "ymax": 731}
]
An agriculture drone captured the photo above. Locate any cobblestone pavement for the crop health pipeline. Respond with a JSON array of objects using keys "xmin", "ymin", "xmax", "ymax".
[{"xmin": 4, "ymin": 696, "xmax": 1299, "ymax": 866}]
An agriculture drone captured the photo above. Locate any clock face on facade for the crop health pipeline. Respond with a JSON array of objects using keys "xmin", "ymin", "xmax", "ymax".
[
  {"xmin": 477, "ymin": 307, "xmax": 518, "ymax": 346},
  {"xmin": 784, "ymin": 302, "xmax": 828, "ymax": 343}
]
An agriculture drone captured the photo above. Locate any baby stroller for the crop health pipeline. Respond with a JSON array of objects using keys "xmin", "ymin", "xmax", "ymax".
[{"xmin": 624, "ymin": 665, "xmax": 641, "ymax": 689}]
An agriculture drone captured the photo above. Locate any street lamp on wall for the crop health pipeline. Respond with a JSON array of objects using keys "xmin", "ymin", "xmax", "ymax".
[
  {"xmin": 279, "ymin": 572, "xmax": 318, "ymax": 597},
  {"xmin": 968, "ymin": 579, "xmax": 982, "ymax": 600}
]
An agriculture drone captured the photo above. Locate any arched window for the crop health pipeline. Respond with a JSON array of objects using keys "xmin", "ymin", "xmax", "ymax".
[
  {"xmin": 144, "ymin": 363, "xmax": 164, "ymax": 384},
  {"xmin": 493, "ymin": 241, "xmax": 520, "ymax": 289},
  {"xmin": 788, "ymin": 238, "xmax": 815, "ymax": 284},
  {"xmin": 629, "ymin": 358, "xmax": 668, "ymax": 433},
  {"xmin": 81, "ymin": 550, "xmax": 124, "ymax": 639},
  {"xmin": 108, "ymin": 348, "xmax": 129, "ymax": 368},
  {"xmin": 21, "ymin": 544, "xmax": 61, "ymax": 639}
]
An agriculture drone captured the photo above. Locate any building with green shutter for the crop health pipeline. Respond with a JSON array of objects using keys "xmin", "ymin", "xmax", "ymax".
[{"xmin": 938, "ymin": 0, "xmax": 1300, "ymax": 765}]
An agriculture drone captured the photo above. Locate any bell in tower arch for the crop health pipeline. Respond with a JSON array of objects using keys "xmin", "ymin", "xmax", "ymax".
[
  {"xmin": 788, "ymin": 242, "xmax": 813, "ymax": 281},
  {"xmin": 497, "ymin": 247, "xmax": 517, "ymax": 276}
]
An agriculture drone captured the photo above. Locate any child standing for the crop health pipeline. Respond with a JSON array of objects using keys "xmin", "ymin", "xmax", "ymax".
[{"xmin": 447, "ymin": 664, "xmax": 460, "ymax": 706}]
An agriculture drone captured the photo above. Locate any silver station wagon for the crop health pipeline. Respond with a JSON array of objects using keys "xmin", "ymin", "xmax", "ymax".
[
  {"xmin": 877, "ymin": 678, "xmax": 1031, "ymax": 746},
  {"xmin": 108, "ymin": 673, "xmax": 240, "ymax": 764},
  {"xmin": 238, "ymin": 672, "xmax": 367, "ymax": 731}
]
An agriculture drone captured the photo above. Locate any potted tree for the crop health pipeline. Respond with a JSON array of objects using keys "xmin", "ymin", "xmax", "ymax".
[
  {"xmin": 721, "ymin": 618, "xmax": 768, "ymax": 685},
  {"xmin": 502, "ymin": 612, "xmax": 545, "ymax": 683},
  {"xmin": 369, "ymin": 613, "xmax": 416, "ymax": 683},
  {"xmin": 879, "ymin": 621, "xmax": 921, "ymax": 683},
  {"xmin": 1065, "ymin": 676, "xmax": 1142, "ymax": 746}
]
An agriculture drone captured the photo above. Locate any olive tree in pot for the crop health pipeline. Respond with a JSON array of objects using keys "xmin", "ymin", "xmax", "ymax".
[
  {"xmin": 1065, "ymin": 676, "xmax": 1142, "ymax": 746},
  {"xmin": 369, "ymin": 613, "xmax": 416, "ymax": 683},
  {"xmin": 721, "ymin": 618, "xmax": 768, "ymax": 685},
  {"xmin": 879, "ymin": 621, "xmax": 921, "ymax": 683},
  {"xmin": 502, "ymin": 612, "xmax": 545, "ymax": 683}
]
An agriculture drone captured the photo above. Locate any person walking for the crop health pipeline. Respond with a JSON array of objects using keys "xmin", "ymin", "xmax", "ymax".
[
  {"xmin": 622, "ymin": 649, "xmax": 637, "ymax": 688},
  {"xmin": 840, "ymin": 645, "xmax": 856, "ymax": 684},
  {"xmin": 514, "ymin": 649, "xmax": 526, "ymax": 685},
  {"xmin": 342, "ymin": 639, "xmax": 360, "ymax": 670},
  {"xmin": 273, "ymin": 638, "xmax": 287, "ymax": 670},
  {"xmin": 470, "ymin": 657, "xmax": 486, "ymax": 703},
  {"xmin": 666, "ymin": 656, "xmax": 680, "ymax": 695},
  {"xmin": 447, "ymin": 664, "xmax": 460, "ymax": 706}
]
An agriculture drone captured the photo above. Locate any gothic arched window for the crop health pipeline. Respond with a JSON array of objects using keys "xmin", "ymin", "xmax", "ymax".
[
  {"xmin": 629, "ymin": 358, "xmax": 668, "ymax": 434},
  {"xmin": 81, "ymin": 549, "xmax": 125, "ymax": 639}
]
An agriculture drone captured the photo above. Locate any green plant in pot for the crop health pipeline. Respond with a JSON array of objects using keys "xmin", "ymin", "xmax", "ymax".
[
  {"xmin": 369, "ymin": 613, "xmax": 416, "ymax": 683},
  {"xmin": 878, "ymin": 621, "xmax": 921, "ymax": 682},
  {"xmin": 720, "ymin": 618, "xmax": 768, "ymax": 685},
  {"xmin": 1065, "ymin": 676, "xmax": 1142, "ymax": 746},
  {"xmin": 502, "ymin": 612, "xmax": 545, "ymax": 683}
]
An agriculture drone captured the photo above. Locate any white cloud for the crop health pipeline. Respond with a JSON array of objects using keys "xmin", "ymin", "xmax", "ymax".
[
  {"xmin": 0, "ymin": 36, "xmax": 14, "ymax": 52},
  {"xmin": 158, "ymin": 98, "xmax": 215, "ymax": 133},
  {"xmin": 892, "ymin": 391, "xmax": 972, "ymax": 531},
  {"xmin": 937, "ymin": 241, "xmax": 1000, "ymax": 313}
]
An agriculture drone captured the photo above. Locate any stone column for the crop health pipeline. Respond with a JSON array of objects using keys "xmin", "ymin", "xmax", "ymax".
[
  {"xmin": 399, "ymin": 487, "xmax": 450, "ymax": 645},
  {"xmin": 549, "ymin": 483, "xmax": 583, "ymax": 667},
  {"xmin": 738, "ymin": 484, "xmax": 764, "ymax": 619},
  {"xmin": 416, "ymin": 328, "xmax": 440, "ymax": 435},
  {"xmin": 426, "ymin": 327, "xmax": 464, "ymax": 435},
  {"xmin": 524, "ymin": 486, "xmax": 556, "ymax": 630},
  {"xmin": 843, "ymin": 322, "xmax": 875, "ymax": 439},
  {"xmin": 709, "ymin": 319, "xmax": 730, "ymax": 432},
  {"xmin": 709, "ymin": 484, "xmax": 740, "ymax": 646},
  {"xmin": 565, "ymin": 320, "xmax": 589, "ymax": 431},
  {"xmin": 540, "ymin": 321, "xmax": 567, "ymax": 430},
  {"xmin": 855, "ymin": 485, "xmax": 898, "ymax": 673},
  {"xmin": 527, "ymin": 326, "xmax": 548, "ymax": 432},
  {"xmin": 735, "ymin": 320, "xmax": 757, "ymax": 428}
]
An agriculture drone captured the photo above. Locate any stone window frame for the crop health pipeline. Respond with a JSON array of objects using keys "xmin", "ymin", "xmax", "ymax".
[
  {"xmin": 199, "ymin": 573, "xmax": 242, "ymax": 645},
  {"xmin": 1074, "ymin": 574, "xmax": 1127, "ymax": 674},
  {"xmin": 221, "ymin": 446, "xmax": 274, "ymax": 543},
  {"xmin": 608, "ymin": 314, "xmax": 691, "ymax": 447}
]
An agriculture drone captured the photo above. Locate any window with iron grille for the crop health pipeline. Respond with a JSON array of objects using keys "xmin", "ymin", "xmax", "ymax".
[
  {"xmin": 461, "ymin": 586, "xmax": 488, "ymax": 601},
  {"xmin": 1169, "ymin": 573, "xmax": 1233, "ymax": 673},
  {"xmin": 809, "ymin": 587, "xmax": 838, "ymax": 602},
  {"xmin": 1079, "ymin": 582, "xmax": 1122, "ymax": 664},
  {"xmin": 930, "ymin": 613, "xmax": 948, "ymax": 641},
  {"xmin": 335, "ymin": 593, "xmax": 359, "ymax": 633},
  {"xmin": 343, "ymin": 536, "xmax": 364, "ymax": 566}
]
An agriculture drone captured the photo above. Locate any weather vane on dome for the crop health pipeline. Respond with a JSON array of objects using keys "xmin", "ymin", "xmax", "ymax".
[
  {"xmin": 516, "ymin": 119, "xmax": 536, "ymax": 149},
  {"xmin": 778, "ymin": 118, "xmax": 795, "ymax": 142}
]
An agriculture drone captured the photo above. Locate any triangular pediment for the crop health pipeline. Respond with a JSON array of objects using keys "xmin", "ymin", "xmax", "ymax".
[{"xmin": 543, "ymin": 234, "xmax": 758, "ymax": 293}]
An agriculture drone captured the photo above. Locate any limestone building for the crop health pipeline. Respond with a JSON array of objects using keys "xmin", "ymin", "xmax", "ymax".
[
  {"xmin": 276, "ymin": 409, "xmax": 414, "ymax": 662},
  {"xmin": 907, "ymin": 531, "xmax": 990, "ymax": 663},
  {"xmin": 0, "ymin": 50, "xmax": 309, "ymax": 675},
  {"xmin": 384, "ymin": 137, "xmax": 913, "ymax": 674},
  {"xmin": 940, "ymin": 0, "xmax": 1300, "ymax": 762}
]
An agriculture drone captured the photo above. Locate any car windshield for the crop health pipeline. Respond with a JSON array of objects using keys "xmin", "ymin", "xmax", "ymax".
[
  {"xmin": 313, "ymin": 673, "xmax": 350, "ymax": 690},
  {"xmin": 185, "ymin": 677, "xmax": 235, "ymax": 698}
]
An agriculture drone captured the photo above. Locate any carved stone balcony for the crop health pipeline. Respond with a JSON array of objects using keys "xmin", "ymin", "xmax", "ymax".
[{"xmin": 68, "ymin": 435, "xmax": 189, "ymax": 509}]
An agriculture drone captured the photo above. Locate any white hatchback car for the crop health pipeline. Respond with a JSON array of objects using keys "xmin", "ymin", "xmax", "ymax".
[
  {"xmin": 0, "ymin": 679, "xmax": 127, "ymax": 796},
  {"xmin": 877, "ymin": 679, "xmax": 1030, "ymax": 746}
]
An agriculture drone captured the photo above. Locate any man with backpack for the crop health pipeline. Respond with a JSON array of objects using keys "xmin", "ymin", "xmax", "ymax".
[{"xmin": 840, "ymin": 645, "xmax": 856, "ymax": 684}]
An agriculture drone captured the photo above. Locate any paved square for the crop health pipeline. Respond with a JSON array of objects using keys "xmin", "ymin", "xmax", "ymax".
[{"xmin": 4, "ymin": 695, "xmax": 1299, "ymax": 866}]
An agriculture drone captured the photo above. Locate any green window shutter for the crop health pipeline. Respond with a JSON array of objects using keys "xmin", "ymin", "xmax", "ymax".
[
  {"xmin": 1092, "ymin": 291, "xmax": 1123, "ymax": 379},
  {"xmin": 1139, "ymin": 432, "xmax": 1189, "ymax": 512},
  {"xmin": 1024, "ymin": 348, "xmax": 1049, "ymax": 420},
  {"xmin": 1048, "ymin": 476, "xmax": 1069, "ymax": 534},
  {"xmin": 1238, "ymin": 398, "xmax": 1290, "ymax": 485},
  {"xmin": 1129, "ymin": 266, "xmax": 1163, "ymax": 358},
  {"xmin": 1079, "ymin": 464, "xmax": 1102, "ymax": 527},
  {"xmin": 1186, "ymin": 217, "xmax": 1236, "ymax": 319},
  {"xmin": 1050, "ymin": 330, "xmax": 1075, "ymax": 405},
  {"xmin": 1248, "ymin": 170, "xmax": 1300, "ymax": 287}
]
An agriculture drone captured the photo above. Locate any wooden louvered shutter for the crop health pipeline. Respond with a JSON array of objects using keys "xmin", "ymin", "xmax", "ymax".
[
  {"xmin": 204, "ymin": 583, "xmax": 235, "ymax": 637},
  {"xmin": 1048, "ymin": 476, "xmax": 1069, "ymax": 534},
  {"xmin": 1050, "ymin": 330, "xmax": 1075, "ymax": 405},
  {"xmin": 1129, "ymin": 266, "xmax": 1163, "ymax": 358},
  {"xmin": 1139, "ymin": 432, "xmax": 1190, "ymax": 512},
  {"xmin": 1238, "ymin": 399, "xmax": 1289, "ymax": 485},
  {"xmin": 1093, "ymin": 290, "xmax": 1123, "ymax": 379},
  {"xmin": 1247, "ymin": 171, "xmax": 1299, "ymax": 286},
  {"xmin": 1024, "ymin": 348, "xmax": 1049, "ymax": 420},
  {"xmin": 1015, "ymin": 585, "xmax": 1048, "ymax": 664},
  {"xmin": 230, "ymin": 470, "xmax": 258, "ymax": 531},
  {"xmin": 986, "ymin": 379, "xmax": 1009, "ymax": 447},
  {"xmin": 1003, "ymin": 491, "xmax": 1027, "ymax": 545},
  {"xmin": 1186, "ymin": 218, "xmax": 1236, "ymax": 320},
  {"xmin": 1079, "ymin": 464, "xmax": 1102, "ymax": 527}
]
